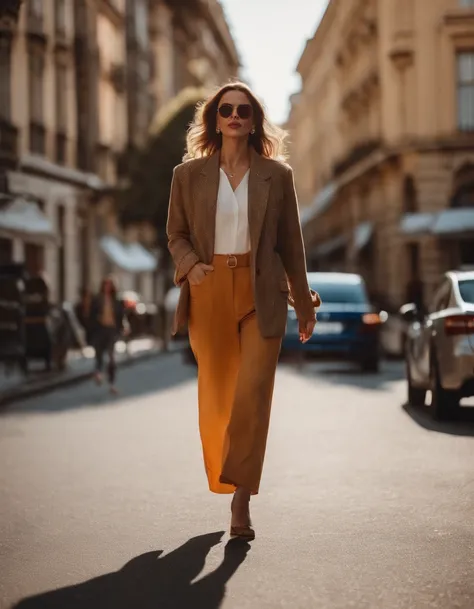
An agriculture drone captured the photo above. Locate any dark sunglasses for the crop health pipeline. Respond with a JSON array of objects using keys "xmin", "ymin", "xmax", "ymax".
[{"xmin": 217, "ymin": 103, "xmax": 253, "ymax": 120}]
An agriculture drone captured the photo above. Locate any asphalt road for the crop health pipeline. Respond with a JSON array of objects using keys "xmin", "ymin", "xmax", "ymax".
[{"xmin": 1, "ymin": 353, "xmax": 474, "ymax": 609}]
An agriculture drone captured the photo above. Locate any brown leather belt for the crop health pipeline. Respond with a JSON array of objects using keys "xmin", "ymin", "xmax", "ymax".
[{"xmin": 212, "ymin": 253, "xmax": 251, "ymax": 268}]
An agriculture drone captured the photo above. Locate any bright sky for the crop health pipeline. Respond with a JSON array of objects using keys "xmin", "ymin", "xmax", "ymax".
[{"xmin": 220, "ymin": 0, "xmax": 329, "ymax": 124}]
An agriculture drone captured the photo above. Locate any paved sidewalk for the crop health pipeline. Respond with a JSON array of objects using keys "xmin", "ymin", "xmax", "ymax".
[{"xmin": 0, "ymin": 338, "xmax": 166, "ymax": 406}]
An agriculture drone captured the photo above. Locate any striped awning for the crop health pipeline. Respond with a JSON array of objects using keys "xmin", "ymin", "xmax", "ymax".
[
  {"xmin": 399, "ymin": 212, "xmax": 436, "ymax": 236},
  {"xmin": 0, "ymin": 196, "xmax": 55, "ymax": 241},
  {"xmin": 400, "ymin": 209, "xmax": 474, "ymax": 237},
  {"xmin": 100, "ymin": 236, "xmax": 157, "ymax": 273},
  {"xmin": 432, "ymin": 208, "xmax": 474, "ymax": 236},
  {"xmin": 301, "ymin": 183, "xmax": 338, "ymax": 226},
  {"xmin": 353, "ymin": 221, "xmax": 374, "ymax": 251}
]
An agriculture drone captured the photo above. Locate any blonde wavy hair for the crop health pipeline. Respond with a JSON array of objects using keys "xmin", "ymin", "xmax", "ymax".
[{"xmin": 184, "ymin": 82, "xmax": 288, "ymax": 162}]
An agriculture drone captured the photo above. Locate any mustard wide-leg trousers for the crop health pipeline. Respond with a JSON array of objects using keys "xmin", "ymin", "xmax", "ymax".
[{"xmin": 188, "ymin": 253, "xmax": 281, "ymax": 495}]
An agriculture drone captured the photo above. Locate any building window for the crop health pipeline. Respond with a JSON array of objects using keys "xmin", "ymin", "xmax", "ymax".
[
  {"xmin": 56, "ymin": 132, "xmax": 67, "ymax": 164},
  {"xmin": 0, "ymin": 237, "xmax": 13, "ymax": 264},
  {"xmin": 24, "ymin": 243, "xmax": 45, "ymax": 276},
  {"xmin": 0, "ymin": 37, "xmax": 11, "ymax": 120},
  {"xmin": 28, "ymin": 0, "xmax": 44, "ymax": 32},
  {"xmin": 403, "ymin": 176, "xmax": 418, "ymax": 213},
  {"xmin": 29, "ymin": 49, "xmax": 46, "ymax": 154},
  {"xmin": 408, "ymin": 243, "xmax": 420, "ymax": 278},
  {"xmin": 55, "ymin": 62, "xmax": 68, "ymax": 132},
  {"xmin": 29, "ymin": 51, "xmax": 44, "ymax": 124},
  {"xmin": 54, "ymin": 0, "xmax": 67, "ymax": 37},
  {"xmin": 457, "ymin": 52, "xmax": 474, "ymax": 131},
  {"xmin": 57, "ymin": 205, "xmax": 66, "ymax": 303},
  {"xmin": 55, "ymin": 60, "xmax": 68, "ymax": 163},
  {"xmin": 452, "ymin": 163, "xmax": 474, "ymax": 207}
]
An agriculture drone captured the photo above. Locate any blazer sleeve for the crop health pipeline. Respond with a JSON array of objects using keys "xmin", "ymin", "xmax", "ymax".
[
  {"xmin": 278, "ymin": 166, "xmax": 315, "ymax": 323},
  {"xmin": 166, "ymin": 165, "xmax": 200, "ymax": 286}
]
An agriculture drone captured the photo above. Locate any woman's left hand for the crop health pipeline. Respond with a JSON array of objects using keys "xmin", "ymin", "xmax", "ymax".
[{"xmin": 299, "ymin": 319, "xmax": 316, "ymax": 343}]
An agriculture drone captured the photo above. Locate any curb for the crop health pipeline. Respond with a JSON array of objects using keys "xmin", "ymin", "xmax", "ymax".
[{"xmin": 0, "ymin": 347, "xmax": 163, "ymax": 408}]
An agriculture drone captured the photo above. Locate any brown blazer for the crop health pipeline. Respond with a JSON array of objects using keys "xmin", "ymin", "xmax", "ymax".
[{"xmin": 166, "ymin": 147, "xmax": 315, "ymax": 338}]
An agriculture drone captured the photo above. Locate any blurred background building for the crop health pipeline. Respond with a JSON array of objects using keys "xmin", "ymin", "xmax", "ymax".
[
  {"xmin": 0, "ymin": 0, "xmax": 239, "ymax": 305},
  {"xmin": 289, "ymin": 0, "xmax": 474, "ymax": 312}
]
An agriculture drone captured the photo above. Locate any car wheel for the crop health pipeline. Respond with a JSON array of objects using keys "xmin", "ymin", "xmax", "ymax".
[
  {"xmin": 406, "ymin": 361, "xmax": 426, "ymax": 406},
  {"xmin": 430, "ymin": 351, "xmax": 459, "ymax": 421}
]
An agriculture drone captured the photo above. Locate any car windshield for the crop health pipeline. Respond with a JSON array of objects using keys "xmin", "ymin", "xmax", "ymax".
[
  {"xmin": 309, "ymin": 280, "xmax": 368, "ymax": 304},
  {"xmin": 458, "ymin": 279, "xmax": 474, "ymax": 303}
]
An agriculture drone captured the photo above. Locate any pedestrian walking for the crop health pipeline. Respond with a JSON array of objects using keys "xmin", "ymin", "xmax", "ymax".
[
  {"xmin": 167, "ymin": 82, "xmax": 319, "ymax": 540},
  {"xmin": 90, "ymin": 276, "xmax": 126, "ymax": 395}
]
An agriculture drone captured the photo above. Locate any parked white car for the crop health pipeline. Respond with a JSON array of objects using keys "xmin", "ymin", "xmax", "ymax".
[{"xmin": 402, "ymin": 271, "xmax": 474, "ymax": 420}]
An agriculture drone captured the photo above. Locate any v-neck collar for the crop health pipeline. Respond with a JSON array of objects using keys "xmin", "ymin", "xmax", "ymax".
[
  {"xmin": 219, "ymin": 167, "xmax": 250, "ymax": 194},
  {"xmin": 195, "ymin": 148, "xmax": 273, "ymax": 263}
]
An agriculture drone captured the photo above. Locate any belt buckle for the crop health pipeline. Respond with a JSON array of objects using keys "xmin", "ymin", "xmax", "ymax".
[{"xmin": 227, "ymin": 255, "xmax": 237, "ymax": 268}]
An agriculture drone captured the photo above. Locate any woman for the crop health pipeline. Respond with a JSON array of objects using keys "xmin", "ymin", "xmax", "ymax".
[
  {"xmin": 166, "ymin": 82, "xmax": 318, "ymax": 540},
  {"xmin": 90, "ymin": 276, "xmax": 126, "ymax": 395}
]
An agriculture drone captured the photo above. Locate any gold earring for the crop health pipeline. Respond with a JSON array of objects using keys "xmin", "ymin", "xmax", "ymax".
[
  {"xmin": 250, "ymin": 127, "xmax": 256, "ymax": 135},
  {"xmin": 216, "ymin": 127, "xmax": 221, "ymax": 134}
]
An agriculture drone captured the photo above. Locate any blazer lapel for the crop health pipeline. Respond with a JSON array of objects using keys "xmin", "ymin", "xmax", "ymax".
[
  {"xmin": 193, "ymin": 152, "xmax": 220, "ymax": 263},
  {"xmin": 193, "ymin": 148, "xmax": 272, "ymax": 262},
  {"xmin": 248, "ymin": 148, "xmax": 272, "ymax": 257}
]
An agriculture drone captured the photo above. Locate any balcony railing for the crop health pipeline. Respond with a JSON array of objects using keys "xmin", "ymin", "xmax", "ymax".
[
  {"xmin": 0, "ymin": 118, "xmax": 19, "ymax": 166},
  {"xmin": 29, "ymin": 120, "xmax": 46, "ymax": 155}
]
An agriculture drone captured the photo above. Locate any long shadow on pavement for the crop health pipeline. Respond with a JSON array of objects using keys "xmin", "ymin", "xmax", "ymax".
[
  {"xmin": 402, "ymin": 402, "xmax": 474, "ymax": 437},
  {"xmin": 12, "ymin": 532, "xmax": 250, "ymax": 609},
  {"xmin": 2, "ymin": 352, "xmax": 198, "ymax": 415}
]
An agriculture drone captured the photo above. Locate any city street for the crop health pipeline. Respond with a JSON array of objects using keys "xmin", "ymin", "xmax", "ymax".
[{"xmin": 1, "ymin": 353, "xmax": 474, "ymax": 609}]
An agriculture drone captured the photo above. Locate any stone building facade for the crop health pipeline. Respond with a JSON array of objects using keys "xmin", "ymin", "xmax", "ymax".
[
  {"xmin": 1, "ymin": 0, "xmax": 93, "ymax": 304},
  {"xmin": 0, "ymin": 0, "xmax": 239, "ymax": 305},
  {"xmin": 289, "ymin": 0, "xmax": 474, "ymax": 311},
  {"xmin": 149, "ymin": 0, "xmax": 240, "ymax": 109}
]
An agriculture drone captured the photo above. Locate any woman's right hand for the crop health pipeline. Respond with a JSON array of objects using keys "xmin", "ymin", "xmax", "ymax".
[{"xmin": 187, "ymin": 262, "xmax": 214, "ymax": 286}]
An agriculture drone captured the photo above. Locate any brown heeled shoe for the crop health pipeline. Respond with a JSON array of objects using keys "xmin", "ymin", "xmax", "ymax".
[
  {"xmin": 230, "ymin": 494, "xmax": 255, "ymax": 541},
  {"xmin": 230, "ymin": 524, "xmax": 255, "ymax": 541}
]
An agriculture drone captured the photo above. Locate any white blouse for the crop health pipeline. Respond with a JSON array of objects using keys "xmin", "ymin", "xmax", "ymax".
[{"xmin": 214, "ymin": 168, "xmax": 251, "ymax": 255}]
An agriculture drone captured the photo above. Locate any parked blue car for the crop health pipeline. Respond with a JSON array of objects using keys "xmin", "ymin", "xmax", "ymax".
[{"xmin": 282, "ymin": 272, "xmax": 386, "ymax": 372}]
